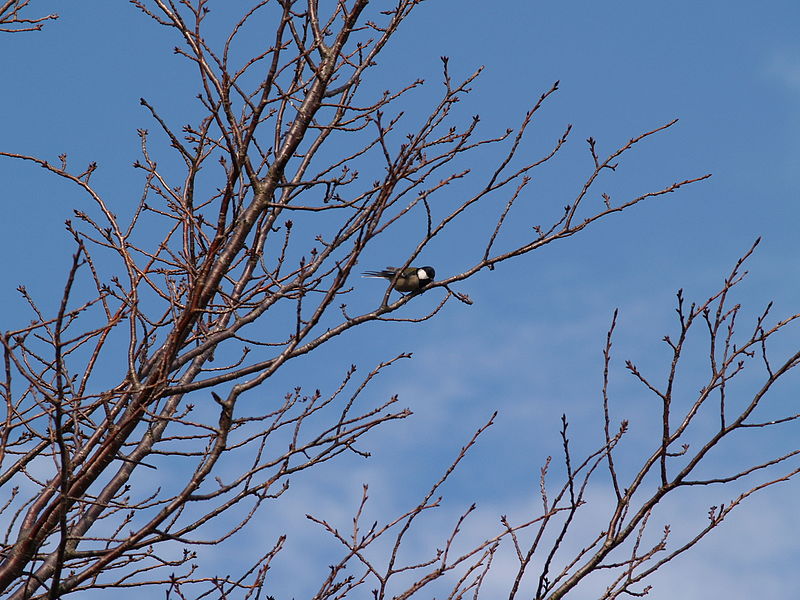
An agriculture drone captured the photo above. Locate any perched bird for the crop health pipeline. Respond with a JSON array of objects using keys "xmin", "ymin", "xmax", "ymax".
[{"xmin": 363, "ymin": 266, "xmax": 436, "ymax": 293}]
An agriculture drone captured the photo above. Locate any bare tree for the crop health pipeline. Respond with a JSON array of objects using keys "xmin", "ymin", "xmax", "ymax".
[
  {"xmin": 0, "ymin": 0, "xmax": 56, "ymax": 33},
  {"xmin": 1, "ymin": 2, "xmax": 798, "ymax": 599}
]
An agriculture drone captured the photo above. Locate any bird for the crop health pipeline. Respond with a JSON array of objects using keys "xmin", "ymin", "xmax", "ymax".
[{"xmin": 362, "ymin": 266, "xmax": 436, "ymax": 293}]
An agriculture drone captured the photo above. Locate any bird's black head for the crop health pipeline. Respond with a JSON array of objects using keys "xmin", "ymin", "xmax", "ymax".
[{"xmin": 418, "ymin": 266, "xmax": 435, "ymax": 282}]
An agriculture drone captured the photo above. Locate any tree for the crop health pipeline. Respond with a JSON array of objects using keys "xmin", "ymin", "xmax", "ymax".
[
  {"xmin": 1, "ymin": 1, "xmax": 798, "ymax": 599},
  {"xmin": 0, "ymin": 0, "xmax": 56, "ymax": 33}
]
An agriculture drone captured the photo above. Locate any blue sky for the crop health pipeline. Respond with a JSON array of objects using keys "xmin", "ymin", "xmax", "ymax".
[{"xmin": 2, "ymin": 1, "xmax": 800, "ymax": 598}]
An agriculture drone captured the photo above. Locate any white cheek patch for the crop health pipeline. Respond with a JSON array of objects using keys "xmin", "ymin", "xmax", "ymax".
[{"xmin": 417, "ymin": 268, "xmax": 430, "ymax": 280}]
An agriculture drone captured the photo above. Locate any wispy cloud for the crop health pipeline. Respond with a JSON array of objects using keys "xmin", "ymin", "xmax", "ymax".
[{"xmin": 765, "ymin": 49, "xmax": 800, "ymax": 93}]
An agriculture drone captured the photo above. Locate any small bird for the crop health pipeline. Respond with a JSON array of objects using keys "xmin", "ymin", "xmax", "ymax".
[{"xmin": 363, "ymin": 266, "xmax": 436, "ymax": 293}]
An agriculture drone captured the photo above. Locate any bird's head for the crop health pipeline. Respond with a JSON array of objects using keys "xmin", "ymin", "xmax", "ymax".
[{"xmin": 417, "ymin": 266, "xmax": 435, "ymax": 281}]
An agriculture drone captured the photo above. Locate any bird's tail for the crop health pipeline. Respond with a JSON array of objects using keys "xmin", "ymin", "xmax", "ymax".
[
  {"xmin": 362, "ymin": 268, "xmax": 397, "ymax": 278},
  {"xmin": 362, "ymin": 271, "xmax": 391, "ymax": 278}
]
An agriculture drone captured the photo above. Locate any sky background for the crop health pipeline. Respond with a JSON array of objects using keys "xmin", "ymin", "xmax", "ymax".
[{"xmin": 2, "ymin": 1, "xmax": 800, "ymax": 598}]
